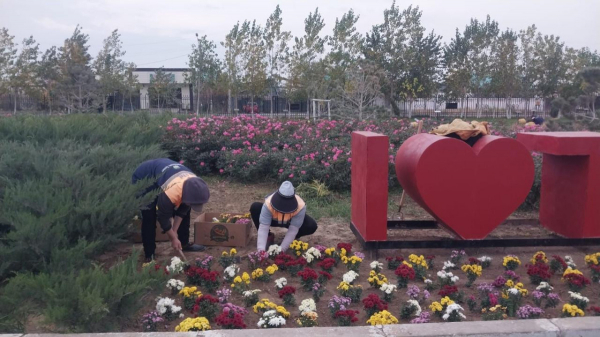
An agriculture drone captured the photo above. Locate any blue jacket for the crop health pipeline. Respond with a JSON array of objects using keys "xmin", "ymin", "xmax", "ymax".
[{"xmin": 132, "ymin": 158, "xmax": 195, "ymax": 232}]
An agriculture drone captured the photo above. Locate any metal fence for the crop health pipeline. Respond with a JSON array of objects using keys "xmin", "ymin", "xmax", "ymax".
[
  {"xmin": 396, "ymin": 97, "xmax": 549, "ymax": 119},
  {"xmin": 1, "ymin": 93, "xmax": 556, "ymax": 119}
]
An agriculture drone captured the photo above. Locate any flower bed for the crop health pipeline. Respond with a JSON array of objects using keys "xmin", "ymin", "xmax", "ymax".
[
  {"xmin": 138, "ymin": 245, "xmax": 600, "ymax": 332},
  {"xmin": 161, "ymin": 116, "xmax": 546, "ymax": 191}
]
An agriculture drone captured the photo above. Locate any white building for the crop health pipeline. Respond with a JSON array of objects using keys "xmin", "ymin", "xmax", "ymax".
[{"xmin": 133, "ymin": 68, "xmax": 192, "ymax": 111}]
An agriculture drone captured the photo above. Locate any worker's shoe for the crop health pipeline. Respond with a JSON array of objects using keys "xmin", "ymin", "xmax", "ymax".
[
  {"xmin": 182, "ymin": 243, "xmax": 206, "ymax": 252},
  {"xmin": 267, "ymin": 232, "xmax": 275, "ymax": 247},
  {"xmin": 144, "ymin": 255, "xmax": 154, "ymax": 263}
]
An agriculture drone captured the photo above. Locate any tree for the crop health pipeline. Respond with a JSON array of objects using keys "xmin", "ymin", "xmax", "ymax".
[
  {"xmin": 57, "ymin": 25, "xmax": 98, "ymax": 113},
  {"xmin": 264, "ymin": 5, "xmax": 291, "ymax": 116},
  {"xmin": 0, "ymin": 27, "xmax": 17, "ymax": 96},
  {"xmin": 364, "ymin": 3, "xmax": 441, "ymax": 116},
  {"xmin": 187, "ymin": 34, "xmax": 220, "ymax": 115},
  {"xmin": 579, "ymin": 67, "xmax": 600, "ymax": 116},
  {"xmin": 38, "ymin": 46, "xmax": 61, "ymax": 113},
  {"xmin": 9, "ymin": 36, "xmax": 40, "ymax": 113},
  {"xmin": 518, "ymin": 25, "xmax": 538, "ymax": 104},
  {"xmin": 340, "ymin": 61, "xmax": 384, "ymax": 120},
  {"xmin": 328, "ymin": 9, "xmax": 362, "ymax": 100},
  {"xmin": 364, "ymin": 2, "xmax": 405, "ymax": 115},
  {"xmin": 490, "ymin": 29, "xmax": 520, "ymax": 117},
  {"xmin": 533, "ymin": 33, "xmax": 565, "ymax": 98},
  {"xmin": 122, "ymin": 62, "xmax": 139, "ymax": 112},
  {"xmin": 149, "ymin": 67, "xmax": 176, "ymax": 113},
  {"xmin": 221, "ymin": 21, "xmax": 250, "ymax": 113},
  {"xmin": 242, "ymin": 21, "xmax": 267, "ymax": 116},
  {"xmin": 400, "ymin": 77, "xmax": 424, "ymax": 118},
  {"xmin": 94, "ymin": 29, "xmax": 126, "ymax": 113},
  {"xmin": 445, "ymin": 15, "xmax": 499, "ymax": 117},
  {"xmin": 288, "ymin": 8, "xmax": 326, "ymax": 111},
  {"xmin": 561, "ymin": 47, "xmax": 600, "ymax": 99}
]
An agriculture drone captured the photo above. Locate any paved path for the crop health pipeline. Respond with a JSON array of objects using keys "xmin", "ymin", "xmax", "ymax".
[{"xmin": 5, "ymin": 316, "xmax": 600, "ymax": 337}]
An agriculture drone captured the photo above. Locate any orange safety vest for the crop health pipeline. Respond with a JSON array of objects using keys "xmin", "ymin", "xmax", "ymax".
[
  {"xmin": 264, "ymin": 193, "xmax": 306, "ymax": 225},
  {"xmin": 160, "ymin": 171, "xmax": 197, "ymax": 208}
]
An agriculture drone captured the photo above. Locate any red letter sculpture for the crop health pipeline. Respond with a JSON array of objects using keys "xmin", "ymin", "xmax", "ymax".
[
  {"xmin": 395, "ymin": 134, "xmax": 534, "ymax": 239},
  {"xmin": 351, "ymin": 131, "xmax": 389, "ymax": 242},
  {"xmin": 517, "ymin": 132, "xmax": 600, "ymax": 238}
]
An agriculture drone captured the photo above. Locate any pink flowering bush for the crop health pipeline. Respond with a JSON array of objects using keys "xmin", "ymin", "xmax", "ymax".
[
  {"xmin": 162, "ymin": 115, "xmax": 434, "ymax": 190},
  {"xmin": 162, "ymin": 115, "xmax": 545, "ymax": 198}
]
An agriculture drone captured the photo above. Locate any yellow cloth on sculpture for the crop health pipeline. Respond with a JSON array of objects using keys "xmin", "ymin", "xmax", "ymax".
[{"xmin": 429, "ymin": 119, "xmax": 490, "ymax": 140}]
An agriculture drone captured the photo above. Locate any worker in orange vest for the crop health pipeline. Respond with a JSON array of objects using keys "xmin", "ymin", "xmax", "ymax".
[{"xmin": 250, "ymin": 181, "xmax": 318, "ymax": 251}]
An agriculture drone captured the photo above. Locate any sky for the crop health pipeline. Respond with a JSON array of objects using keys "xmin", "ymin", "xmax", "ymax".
[{"xmin": 1, "ymin": 0, "xmax": 599, "ymax": 68}]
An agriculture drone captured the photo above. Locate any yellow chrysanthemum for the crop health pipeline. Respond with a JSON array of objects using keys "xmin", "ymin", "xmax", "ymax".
[
  {"xmin": 584, "ymin": 253, "xmax": 600, "ymax": 266},
  {"xmin": 252, "ymin": 299, "xmax": 290, "ymax": 317},
  {"xmin": 563, "ymin": 267, "xmax": 583, "ymax": 277},
  {"xmin": 440, "ymin": 296, "xmax": 454, "ymax": 306},
  {"xmin": 429, "ymin": 301, "xmax": 443, "ymax": 312},
  {"xmin": 461, "ymin": 264, "xmax": 482, "ymax": 276},
  {"xmin": 502, "ymin": 256, "xmax": 521, "ymax": 267},
  {"xmin": 366, "ymin": 310, "xmax": 398, "ymax": 325},
  {"xmin": 266, "ymin": 264, "xmax": 278, "ymax": 275},
  {"xmin": 179, "ymin": 286, "xmax": 202, "ymax": 298},
  {"xmin": 175, "ymin": 317, "xmax": 211, "ymax": 332},
  {"xmin": 530, "ymin": 251, "xmax": 548, "ymax": 264},
  {"xmin": 562, "ymin": 304, "xmax": 585, "ymax": 317},
  {"xmin": 337, "ymin": 281, "xmax": 350, "ymax": 291},
  {"xmin": 251, "ymin": 268, "xmax": 264, "ymax": 279},
  {"xmin": 408, "ymin": 254, "xmax": 429, "ymax": 269}
]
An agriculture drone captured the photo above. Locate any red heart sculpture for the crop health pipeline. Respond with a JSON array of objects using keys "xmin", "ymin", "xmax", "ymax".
[{"xmin": 395, "ymin": 134, "xmax": 534, "ymax": 239}]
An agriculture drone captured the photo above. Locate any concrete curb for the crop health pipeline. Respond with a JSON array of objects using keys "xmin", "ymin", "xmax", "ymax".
[{"xmin": 3, "ymin": 317, "xmax": 600, "ymax": 336}]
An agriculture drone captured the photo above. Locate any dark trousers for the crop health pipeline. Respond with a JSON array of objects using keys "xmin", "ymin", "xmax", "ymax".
[
  {"xmin": 141, "ymin": 198, "xmax": 191, "ymax": 258},
  {"xmin": 249, "ymin": 202, "xmax": 318, "ymax": 239}
]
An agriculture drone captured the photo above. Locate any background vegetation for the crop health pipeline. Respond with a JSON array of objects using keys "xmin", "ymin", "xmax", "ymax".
[{"xmin": 1, "ymin": 3, "xmax": 599, "ymax": 117}]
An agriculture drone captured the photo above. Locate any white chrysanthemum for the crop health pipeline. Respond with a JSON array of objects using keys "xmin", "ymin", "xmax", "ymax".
[
  {"xmin": 166, "ymin": 256, "xmax": 185, "ymax": 274},
  {"xmin": 299, "ymin": 298, "xmax": 317, "ymax": 313},
  {"xmin": 424, "ymin": 278, "xmax": 433, "ymax": 284},
  {"xmin": 442, "ymin": 304, "xmax": 466, "ymax": 320},
  {"xmin": 437, "ymin": 270, "xmax": 457, "ymax": 283},
  {"xmin": 243, "ymin": 289, "xmax": 261, "ymax": 297},
  {"xmin": 568, "ymin": 291, "xmax": 589, "ymax": 302},
  {"xmin": 267, "ymin": 244, "xmax": 282, "ymax": 257},
  {"xmin": 274, "ymin": 277, "xmax": 288, "ymax": 289},
  {"xmin": 156, "ymin": 297, "xmax": 178, "ymax": 315},
  {"xmin": 257, "ymin": 318, "xmax": 265, "ymax": 327},
  {"xmin": 477, "ymin": 256, "xmax": 492, "ymax": 262},
  {"xmin": 508, "ymin": 288, "xmax": 520, "ymax": 295},
  {"xmin": 179, "ymin": 313, "xmax": 184, "ymax": 318},
  {"xmin": 443, "ymin": 261, "xmax": 455, "ymax": 271},
  {"xmin": 224, "ymin": 264, "xmax": 239, "ymax": 278},
  {"xmin": 565, "ymin": 256, "xmax": 577, "ymax": 268},
  {"xmin": 536, "ymin": 282, "xmax": 553, "ymax": 291},
  {"xmin": 407, "ymin": 299, "xmax": 422, "ymax": 317},
  {"xmin": 370, "ymin": 261, "xmax": 383, "ymax": 270},
  {"xmin": 166, "ymin": 279, "xmax": 184, "ymax": 290},
  {"xmin": 343, "ymin": 270, "xmax": 359, "ymax": 283},
  {"xmin": 268, "ymin": 316, "xmax": 286, "ymax": 326},
  {"xmin": 380, "ymin": 283, "xmax": 397, "ymax": 294}
]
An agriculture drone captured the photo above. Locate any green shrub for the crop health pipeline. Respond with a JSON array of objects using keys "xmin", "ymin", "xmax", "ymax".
[
  {"xmin": 0, "ymin": 141, "xmax": 161, "ymax": 278},
  {"xmin": 0, "ymin": 250, "xmax": 168, "ymax": 332},
  {"xmin": 0, "ymin": 114, "xmax": 167, "ymax": 332}
]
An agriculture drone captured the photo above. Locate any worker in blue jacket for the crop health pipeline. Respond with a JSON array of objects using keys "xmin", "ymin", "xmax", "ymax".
[{"xmin": 132, "ymin": 158, "xmax": 209, "ymax": 261}]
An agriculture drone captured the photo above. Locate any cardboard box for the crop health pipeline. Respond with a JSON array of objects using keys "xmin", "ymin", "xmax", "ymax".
[
  {"xmin": 194, "ymin": 213, "xmax": 253, "ymax": 247},
  {"xmin": 130, "ymin": 219, "xmax": 171, "ymax": 243}
]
